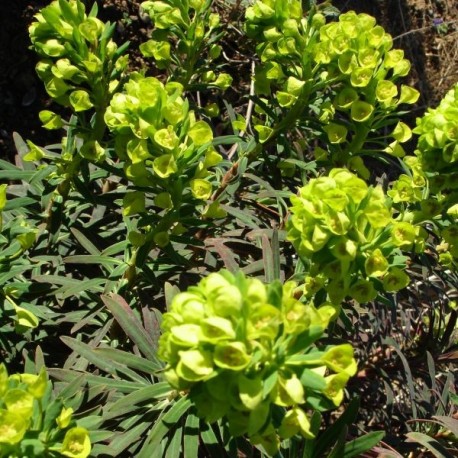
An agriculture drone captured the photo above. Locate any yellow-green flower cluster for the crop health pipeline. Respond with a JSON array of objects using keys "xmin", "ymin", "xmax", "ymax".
[
  {"xmin": 312, "ymin": 11, "xmax": 419, "ymax": 155},
  {"xmin": 29, "ymin": 0, "xmax": 127, "ymax": 113},
  {"xmin": 0, "ymin": 364, "xmax": 90, "ymax": 458},
  {"xmin": 105, "ymin": 74, "xmax": 221, "ymax": 213},
  {"xmin": 287, "ymin": 169, "xmax": 425, "ymax": 304},
  {"xmin": 159, "ymin": 270, "xmax": 356, "ymax": 456},
  {"xmin": 413, "ymin": 83, "xmax": 458, "ymax": 195},
  {"xmin": 245, "ymin": 6, "xmax": 420, "ymax": 164},
  {"xmin": 245, "ymin": 0, "xmax": 305, "ymax": 61},
  {"xmin": 140, "ymin": 0, "xmax": 231, "ymax": 89}
]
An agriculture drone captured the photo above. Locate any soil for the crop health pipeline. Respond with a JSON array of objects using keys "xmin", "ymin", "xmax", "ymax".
[{"xmin": 1, "ymin": 0, "xmax": 456, "ymax": 161}]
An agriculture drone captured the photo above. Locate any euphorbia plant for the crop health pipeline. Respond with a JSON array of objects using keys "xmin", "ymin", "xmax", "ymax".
[
  {"xmin": 7, "ymin": 0, "xmax": 454, "ymax": 456},
  {"xmin": 104, "ymin": 72, "xmax": 224, "ymax": 246},
  {"xmin": 391, "ymin": 82, "xmax": 458, "ymax": 267},
  {"xmin": 244, "ymin": 5, "xmax": 420, "ymax": 176},
  {"xmin": 159, "ymin": 270, "xmax": 356, "ymax": 455},
  {"xmin": 287, "ymin": 168, "xmax": 426, "ymax": 305},
  {"xmin": 140, "ymin": 0, "xmax": 231, "ymax": 90},
  {"xmin": 28, "ymin": 0, "xmax": 129, "ymax": 195},
  {"xmin": 0, "ymin": 185, "xmax": 39, "ymax": 333}
]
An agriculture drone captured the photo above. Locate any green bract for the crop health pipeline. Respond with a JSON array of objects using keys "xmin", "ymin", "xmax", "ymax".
[
  {"xmin": 159, "ymin": 270, "xmax": 356, "ymax": 454},
  {"xmin": 287, "ymin": 169, "xmax": 425, "ymax": 303},
  {"xmin": 413, "ymin": 83, "xmax": 458, "ymax": 197}
]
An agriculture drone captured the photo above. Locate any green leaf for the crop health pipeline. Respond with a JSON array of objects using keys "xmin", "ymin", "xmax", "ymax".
[
  {"xmin": 183, "ymin": 412, "xmax": 200, "ymax": 458},
  {"xmin": 49, "ymin": 369, "xmax": 145, "ymax": 393},
  {"xmin": 137, "ymin": 396, "xmax": 192, "ymax": 458},
  {"xmin": 60, "ymin": 336, "xmax": 145, "ymax": 383},
  {"xmin": 343, "ymin": 431, "xmax": 385, "ymax": 458},
  {"xmin": 53, "ymin": 278, "xmax": 106, "ymax": 300},
  {"xmin": 108, "ymin": 421, "xmax": 151, "ymax": 456},
  {"xmin": 0, "ymin": 184, "xmax": 7, "ymax": 211},
  {"xmin": 106, "ymin": 383, "xmax": 173, "ymax": 419},
  {"xmin": 312, "ymin": 397, "xmax": 360, "ymax": 458},
  {"xmin": 165, "ymin": 425, "xmax": 183, "ymax": 458},
  {"xmin": 94, "ymin": 348, "xmax": 163, "ymax": 373},
  {"xmin": 327, "ymin": 426, "xmax": 348, "ymax": 458},
  {"xmin": 70, "ymin": 227, "xmax": 101, "ymax": 255},
  {"xmin": 200, "ymin": 422, "xmax": 226, "ymax": 456},
  {"xmin": 432, "ymin": 416, "xmax": 458, "ymax": 437}
]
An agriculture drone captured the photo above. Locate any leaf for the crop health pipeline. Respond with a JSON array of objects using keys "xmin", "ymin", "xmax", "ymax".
[
  {"xmin": 108, "ymin": 421, "xmax": 151, "ymax": 456},
  {"xmin": 54, "ymin": 278, "xmax": 106, "ymax": 299},
  {"xmin": 94, "ymin": 348, "xmax": 162, "ymax": 373},
  {"xmin": 3, "ymin": 197, "xmax": 37, "ymax": 211},
  {"xmin": 101, "ymin": 294, "xmax": 162, "ymax": 365},
  {"xmin": 164, "ymin": 425, "xmax": 183, "ymax": 458},
  {"xmin": 61, "ymin": 336, "xmax": 146, "ymax": 383},
  {"xmin": 262, "ymin": 234, "xmax": 275, "ymax": 283},
  {"xmin": 343, "ymin": 431, "xmax": 385, "ymax": 458},
  {"xmin": 383, "ymin": 337, "xmax": 417, "ymax": 418},
  {"xmin": 70, "ymin": 227, "xmax": 101, "ymax": 255},
  {"xmin": 165, "ymin": 282, "xmax": 180, "ymax": 311},
  {"xmin": 200, "ymin": 423, "xmax": 226, "ymax": 457},
  {"xmin": 137, "ymin": 396, "xmax": 192, "ymax": 458},
  {"xmin": 432, "ymin": 416, "xmax": 458, "ymax": 437},
  {"xmin": 13, "ymin": 132, "xmax": 35, "ymax": 170},
  {"xmin": 48, "ymin": 369, "xmax": 145, "ymax": 393},
  {"xmin": 0, "ymin": 170, "xmax": 35, "ymax": 180},
  {"xmin": 312, "ymin": 397, "xmax": 360, "ymax": 458},
  {"xmin": 64, "ymin": 255, "xmax": 124, "ymax": 265},
  {"xmin": 405, "ymin": 432, "xmax": 455, "ymax": 458},
  {"xmin": 327, "ymin": 426, "xmax": 348, "ymax": 458},
  {"xmin": 183, "ymin": 411, "xmax": 200, "ymax": 458},
  {"xmin": 106, "ymin": 383, "xmax": 173, "ymax": 419},
  {"xmin": 220, "ymin": 204, "xmax": 263, "ymax": 229},
  {"xmin": 206, "ymin": 239, "xmax": 238, "ymax": 273}
]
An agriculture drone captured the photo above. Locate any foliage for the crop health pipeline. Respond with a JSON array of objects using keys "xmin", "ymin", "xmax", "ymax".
[{"xmin": 0, "ymin": 0, "xmax": 456, "ymax": 457}]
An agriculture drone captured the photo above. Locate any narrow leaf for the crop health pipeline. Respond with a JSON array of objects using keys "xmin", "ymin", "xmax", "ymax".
[
  {"xmin": 101, "ymin": 294, "xmax": 162, "ymax": 365},
  {"xmin": 343, "ymin": 431, "xmax": 385, "ymax": 458},
  {"xmin": 405, "ymin": 432, "xmax": 455, "ymax": 458}
]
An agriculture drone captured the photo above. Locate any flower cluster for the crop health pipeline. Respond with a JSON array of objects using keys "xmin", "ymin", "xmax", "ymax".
[
  {"xmin": 0, "ymin": 364, "xmax": 91, "ymax": 458},
  {"xmin": 314, "ymin": 11, "xmax": 419, "ymax": 158},
  {"xmin": 140, "ymin": 0, "xmax": 231, "ymax": 89},
  {"xmin": 29, "ymin": 0, "xmax": 127, "ymax": 116},
  {"xmin": 287, "ymin": 169, "xmax": 425, "ymax": 304},
  {"xmin": 159, "ymin": 270, "xmax": 356, "ymax": 455},
  {"xmin": 105, "ymin": 73, "xmax": 224, "ymax": 244},
  {"xmin": 245, "ymin": 0, "xmax": 305, "ymax": 59},
  {"xmin": 245, "ymin": 6, "xmax": 420, "ymax": 168},
  {"xmin": 413, "ymin": 83, "xmax": 458, "ymax": 196}
]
